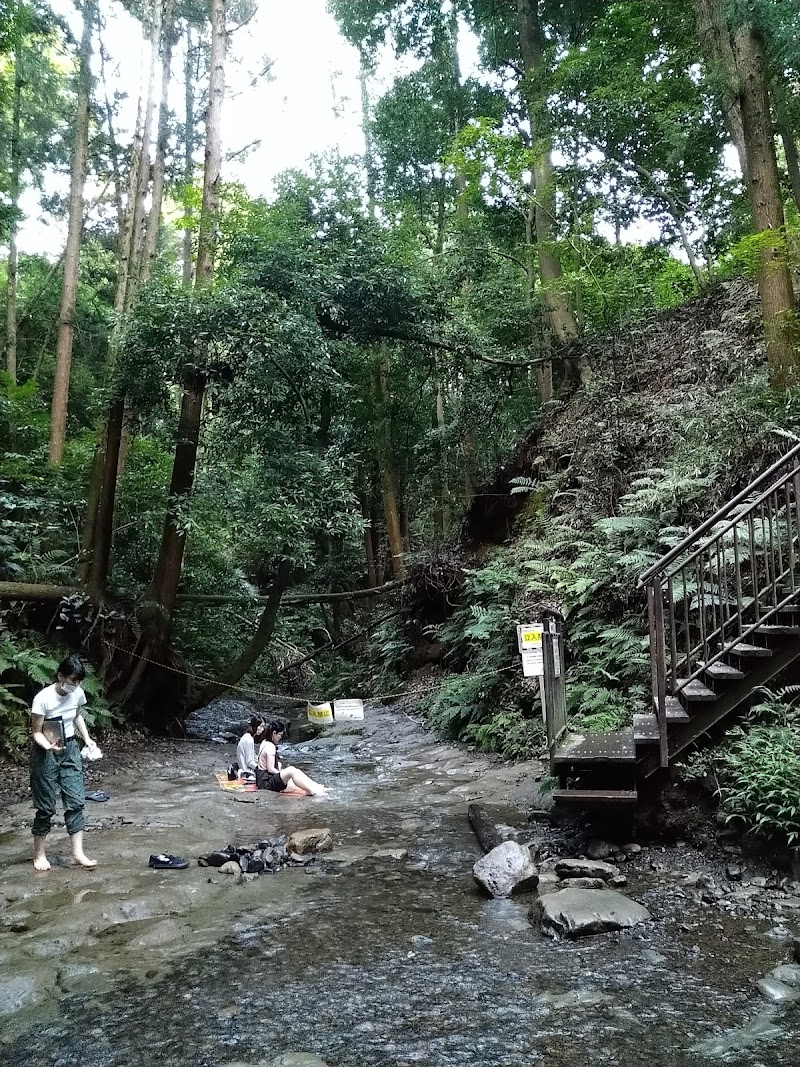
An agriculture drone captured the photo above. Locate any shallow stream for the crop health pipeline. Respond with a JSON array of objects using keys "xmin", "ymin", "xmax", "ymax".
[{"xmin": 1, "ymin": 701, "xmax": 798, "ymax": 1065}]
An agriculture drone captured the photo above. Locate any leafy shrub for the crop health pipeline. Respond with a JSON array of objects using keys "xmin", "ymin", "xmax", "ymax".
[
  {"xmin": 464, "ymin": 706, "xmax": 544, "ymax": 759},
  {"xmin": 680, "ymin": 687, "xmax": 800, "ymax": 844}
]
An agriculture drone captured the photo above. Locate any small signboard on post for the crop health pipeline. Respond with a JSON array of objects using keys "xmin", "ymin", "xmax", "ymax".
[
  {"xmin": 333, "ymin": 698, "xmax": 364, "ymax": 721},
  {"xmin": 517, "ymin": 623, "xmax": 544, "ymax": 676}
]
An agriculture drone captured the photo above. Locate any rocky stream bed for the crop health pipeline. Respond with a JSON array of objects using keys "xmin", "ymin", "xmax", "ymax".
[{"xmin": 1, "ymin": 698, "xmax": 799, "ymax": 1065}]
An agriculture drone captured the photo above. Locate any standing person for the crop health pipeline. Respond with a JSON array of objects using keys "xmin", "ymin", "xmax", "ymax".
[
  {"xmin": 30, "ymin": 654, "xmax": 99, "ymax": 871},
  {"xmin": 256, "ymin": 721, "xmax": 327, "ymax": 796},
  {"xmin": 232, "ymin": 715, "xmax": 266, "ymax": 778}
]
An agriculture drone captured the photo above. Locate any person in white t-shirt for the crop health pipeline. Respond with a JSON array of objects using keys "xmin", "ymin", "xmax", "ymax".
[
  {"xmin": 29, "ymin": 654, "xmax": 99, "ymax": 871},
  {"xmin": 232, "ymin": 715, "xmax": 266, "ymax": 779}
]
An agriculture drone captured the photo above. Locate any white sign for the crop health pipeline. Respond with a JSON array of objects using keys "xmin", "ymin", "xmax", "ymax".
[
  {"xmin": 521, "ymin": 649, "xmax": 544, "ymax": 677},
  {"xmin": 307, "ymin": 701, "xmax": 333, "ymax": 724},
  {"xmin": 517, "ymin": 623, "xmax": 544, "ymax": 653},
  {"xmin": 334, "ymin": 699, "xmax": 364, "ymax": 721},
  {"xmin": 553, "ymin": 636, "xmax": 561, "ymax": 678}
]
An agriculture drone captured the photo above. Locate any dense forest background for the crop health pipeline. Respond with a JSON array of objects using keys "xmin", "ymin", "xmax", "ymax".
[{"xmin": 1, "ymin": 0, "xmax": 800, "ymax": 838}]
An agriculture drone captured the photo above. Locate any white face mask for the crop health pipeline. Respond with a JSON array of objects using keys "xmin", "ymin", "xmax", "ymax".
[{"xmin": 60, "ymin": 681, "xmax": 77, "ymax": 694}]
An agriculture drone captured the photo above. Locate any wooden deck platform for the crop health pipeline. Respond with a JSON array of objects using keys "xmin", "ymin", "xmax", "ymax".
[{"xmin": 553, "ymin": 728, "xmax": 635, "ymax": 767}]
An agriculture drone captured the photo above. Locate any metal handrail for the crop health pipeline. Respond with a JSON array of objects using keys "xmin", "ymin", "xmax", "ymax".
[
  {"xmin": 638, "ymin": 442, "xmax": 800, "ymax": 585},
  {"xmin": 640, "ymin": 445, "xmax": 800, "ymax": 768}
]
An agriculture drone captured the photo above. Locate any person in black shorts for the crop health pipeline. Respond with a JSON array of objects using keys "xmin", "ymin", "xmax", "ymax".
[{"xmin": 255, "ymin": 721, "xmax": 327, "ymax": 796}]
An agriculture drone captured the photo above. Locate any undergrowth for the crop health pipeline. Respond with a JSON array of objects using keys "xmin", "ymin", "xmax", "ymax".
[{"xmin": 680, "ymin": 686, "xmax": 800, "ymax": 845}]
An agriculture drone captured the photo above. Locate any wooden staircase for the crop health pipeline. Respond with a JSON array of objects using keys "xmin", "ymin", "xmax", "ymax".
[{"xmin": 551, "ymin": 444, "xmax": 800, "ymax": 809}]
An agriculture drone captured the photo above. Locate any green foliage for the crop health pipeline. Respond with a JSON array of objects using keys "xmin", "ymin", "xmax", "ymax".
[
  {"xmin": 464, "ymin": 707, "xmax": 544, "ymax": 760},
  {"xmin": 680, "ymin": 687, "xmax": 800, "ymax": 844},
  {"xmin": 0, "ymin": 631, "xmax": 112, "ymax": 751}
]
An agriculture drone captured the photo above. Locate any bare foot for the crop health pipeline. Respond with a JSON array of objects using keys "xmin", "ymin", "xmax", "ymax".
[
  {"xmin": 72, "ymin": 852, "xmax": 97, "ymax": 868},
  {"xmin": 33, "ymin": 855, "xmax": 51, "ymax": 872}
]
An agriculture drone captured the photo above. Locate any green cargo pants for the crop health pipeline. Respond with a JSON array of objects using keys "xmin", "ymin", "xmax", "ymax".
[{"xmin": 30, "ymin": 737, "xmax": 86, "ymax": 837}]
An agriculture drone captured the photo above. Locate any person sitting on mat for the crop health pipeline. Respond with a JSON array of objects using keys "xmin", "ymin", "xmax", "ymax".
[
  {"xmin": 232, "ymin": 715, "xmax": 266, "ymax": 779},
  {"xmin": 30, "ymin": 654, "xmax": 99, "ymax": 871},
  {"xmin": 255, "ymin": 720, "xmax": 327, "ymax": 796}
]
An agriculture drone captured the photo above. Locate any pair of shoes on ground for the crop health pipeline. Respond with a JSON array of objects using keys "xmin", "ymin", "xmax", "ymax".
[{"xmin": 148, "ymin": 853, "xmax": 189, "ymax": 870}]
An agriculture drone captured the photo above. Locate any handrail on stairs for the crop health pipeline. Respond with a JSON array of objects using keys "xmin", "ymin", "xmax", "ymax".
[{"xmin": 638, "ymin": 443, "xmax": 800, "ymax": 769}]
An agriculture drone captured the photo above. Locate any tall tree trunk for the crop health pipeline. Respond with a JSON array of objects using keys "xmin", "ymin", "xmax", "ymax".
[
  {"xmin": 4, "ymin": 36, "xmax": 22, "ymax": 384},
  {"xmin": 78, "ymin": 86, "xmax": 147, "ymax": 588},
  {"xmin": 149, "ymin": 0, "xmax": 226, "ymax": 623},
  {"xmin": 143, "ymin": 0, "xmax": 176, "ymax": 282},
  {"xmin": 130, "ymin": 0, "xmax": 161, "ymax": 293},
  {"xmin": 373, "ymin": 352, "xmax": 405, "ymax": 580},
  {"xmin": 692, "ymin": 0, "xmax": 749, "ymax": 181},
  {"xmin": 48, "ymin": 3, "xmax": 94, "ymax": 463},
  {"xmin": 770, "ymin": 78, "xmax": 800, "ymax": 214},
  {"xmin": 361, "ymin": 494, "xmax": 377, "ymax": 588},
  {"xmin": 524, "ymin": 202, "xmax": 551, "ymax": 402},
  {"xmin": 86, "ymin": 396, "xmax": 124, "ymax": 598},
  {"xmin": 733, "ymin": 24, "xmax": 799, "ymax": 388},
  {"xmin": 516, "ymin": 0, "xmax": 580, "ymax": 375},
  {"xmin": 358, "ymin": 48, "xmax": 377, "ymax": 218},
  {"xmin": 182, "ymin": 26, "xmax": 196, "ymax": 286},
  {"xmin": 433, "ymin": 373, "xmax": 451, "ymax": 537}
]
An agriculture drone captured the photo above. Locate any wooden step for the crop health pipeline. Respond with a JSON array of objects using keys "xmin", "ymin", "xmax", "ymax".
[
  {"xmin": 553, "ymin": 728, "xmax": 635, "ymax": 766},
  {"xmin": 675, "ymin": 679, "xmax": 717, "ymax": 701},
  {"xmin": 723, "ymin": 641, "xmax": 772, "ymax": 658},
  {"xmin": 755, "ymin": 624, "xmax": 800, "ymax": 637},
  {"xmin": 634, "ymin": 712, "xmax": 660, "ymax": 742},
  {"xmin": 652, "ymin": 696, "xmax": 691, "ymax": 723},
  {"xmin": 699, "ymin": 660, "xmax": 745, "ymax": 681},
  {"xmin": 552, "ymin": 788, "xmax": 638, "ymax": 806}
]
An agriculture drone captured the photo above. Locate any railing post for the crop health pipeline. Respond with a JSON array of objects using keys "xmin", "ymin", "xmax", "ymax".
[
  {"xmin": 648, "ymin": 579, "xmax": 669, "ymax": 769},
  {"xmin": 542, "ymin": 627, "xmax": 556, "ymax": 772}
]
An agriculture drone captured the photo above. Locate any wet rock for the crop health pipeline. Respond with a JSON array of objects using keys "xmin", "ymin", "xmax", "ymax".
[
  {"xmin": 726, "ymin": 864, "xmax": 744, "ymax": 882},
  {"xmin": 554, "ymin": 859, "xmax": 620, "ymax": 881},
  {"xmin": 556, "ymin": 877, "xmax": 605, "ymax": 890},
  {"xmin": 750, "ymin": 876, "xmax": 768, "ymax": 889},
  {"xmin": 586, "ymin": 839, "xmax": 614, "ymax": 861},
  {"xmin": 530, "ymin": 888, "xmax": 651, "ymax": 938},
  {"xmin": 769, "ymin": 964, "xmax": 800, "ymax": 986},
  {"xmin": 0, "ymin": 975, "xmax": 46, "ymax": 1016},
  {"xmin": 473, "ymin": 841, "xmax": 539, "ymax": 899},
  {"xmin": 287, "ymin": 853, "xmax": 314, "ymax": 866},
  {"xmin": 219, "ymin": 860, "xmax": 243, "ymax": 875},
  {"xmin": 286, "ymin": 828, "xmax": 333, "ymax": 855},
  {"xmin": 608, "ymin": 875, "xmax": 628, "ymax": 889},
  {"xmin": 622, "ymin": 843, "xmax": 641, "ymax": 856},
  {"xmin": 775, "ymin": 896, "xmax": 800, "ymax": 910},
  {"xmin": 372, "ymin": 848, "xmax": 409, "ymax": 861},
  {"xmin": 756, "ymin": 977, "xmax": 800, "ymax": 1003},
  {"xmin": 536, "ymin": 871, "xmax": 560, "ymax": 894}
]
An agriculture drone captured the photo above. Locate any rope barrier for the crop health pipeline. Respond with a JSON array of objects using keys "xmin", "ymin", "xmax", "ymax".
[{"xmin": 105, "ymin": 642, "xmax": 518, "ymax": 707}]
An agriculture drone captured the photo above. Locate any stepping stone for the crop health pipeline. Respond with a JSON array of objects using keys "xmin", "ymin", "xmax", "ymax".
[{"xmin": 530, "ymin": 888, "xmax": 651, "ymax": 938}]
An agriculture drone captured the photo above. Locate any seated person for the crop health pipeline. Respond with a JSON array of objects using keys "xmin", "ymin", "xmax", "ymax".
[
  {"xmin": 231, "ymin": 716, "xmax": 265, "ymax": 779},
  {"xmin": 255, "ymin": 720, "xmax": 327, "ymax": 796}
]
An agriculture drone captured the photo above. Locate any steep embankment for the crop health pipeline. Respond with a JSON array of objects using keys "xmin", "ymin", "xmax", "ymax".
[{"xmin": 407, "ymin": 278, "xmax": 800, "ymax": 774}]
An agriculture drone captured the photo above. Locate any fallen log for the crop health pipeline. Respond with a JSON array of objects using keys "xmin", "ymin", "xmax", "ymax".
[
  {"xmin": 467, "ymin": 803, "xmax": 503, "ymax": 854},
  {"xmin": 0, "ymin": 582, "xmax": 76, "ymax": 601}
]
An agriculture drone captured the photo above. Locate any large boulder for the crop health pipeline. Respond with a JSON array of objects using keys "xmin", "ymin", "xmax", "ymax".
[
  {"xmin": 473, "ymin": 841, "xmax": 539, "ymax": 899},
  {"xmin": 287, "ymin": 828, "xmax": 333, "ymax": 855},
  {"xmin": 531, "ymin": 888, "xmax": 651, "ymax": 938},
  {"xmin": 554, "ymin": 859, "xmax": 620, "ymax": 881}
]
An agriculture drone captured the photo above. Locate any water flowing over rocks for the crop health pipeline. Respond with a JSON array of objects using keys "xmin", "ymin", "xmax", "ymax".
[
  {"xmin": 531, "ymin": 887, "xmax": 652, "ymax": 938},
  {"xmin": 1, "ymin": 703, "xmax": 799, "ymax": 1065}
]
